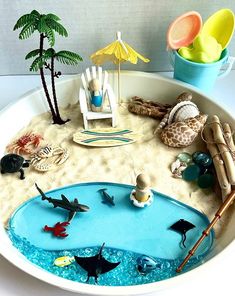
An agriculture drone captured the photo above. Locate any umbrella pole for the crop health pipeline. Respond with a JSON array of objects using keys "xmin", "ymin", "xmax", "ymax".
[
  {"xmin": 176, "ymin": 190, "xmax": 235, "ymax": 273},
  {"xmin": 117, "ymin": 61, "xmax": 121, "ymax": 103}
]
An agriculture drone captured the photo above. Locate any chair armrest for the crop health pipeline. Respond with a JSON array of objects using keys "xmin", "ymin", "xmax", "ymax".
[
  {"xmin": 79, "ymin": 88, "xmax": 88, "ymax": 114},
  {"xmin": 105, "ymin": 84, "xmax": 116, "ymax": 110}
]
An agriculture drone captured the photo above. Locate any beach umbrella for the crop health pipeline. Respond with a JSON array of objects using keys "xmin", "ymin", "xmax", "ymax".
[{"xmin": 90, "ymin": 31, "xmax": 150, "ymax": 102}]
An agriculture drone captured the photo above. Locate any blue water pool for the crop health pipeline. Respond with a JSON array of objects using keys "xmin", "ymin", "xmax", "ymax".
[{"xmin": 8, "ymin": 182, "xmax": 213, "ymax": 286}]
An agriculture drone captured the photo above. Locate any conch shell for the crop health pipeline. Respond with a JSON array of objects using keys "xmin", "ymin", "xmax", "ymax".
[
  {"xmin": 168, "ymin": 101, "xmax": 199, "ymax": 124},
  {"xmin": 160, "ymin": 114, "xmax": 208, "ymax": 148},
  {"xmin": 155, "ymin": 92, "xmax": 199, "ymax": 134}
]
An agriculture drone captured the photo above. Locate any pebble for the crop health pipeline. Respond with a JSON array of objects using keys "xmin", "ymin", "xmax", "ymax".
[
  {"xmin": 182, "ymin": 164, "xmax": 201, "ymax": 181},
  {"xmin": 177, "ymin": 152, "xmax": 192, "ymax": 164},
  {"xmin": 197, "ymin": 173, "xmax": 215, "ymax": 189},
  {"xmin": 192, "ymin": 152, "xmax": 213, "ymax": 168}
]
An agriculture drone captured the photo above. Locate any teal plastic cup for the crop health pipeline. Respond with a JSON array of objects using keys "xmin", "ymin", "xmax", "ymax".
[{"xmin": 170, "ymin": 49, "xmax": 234, "ymax": 92}]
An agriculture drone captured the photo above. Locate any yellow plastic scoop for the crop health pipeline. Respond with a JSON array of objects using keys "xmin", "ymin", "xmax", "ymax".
[{"xmin": 201, "ymin": 8, "xmax": 235, "ymax": 50}]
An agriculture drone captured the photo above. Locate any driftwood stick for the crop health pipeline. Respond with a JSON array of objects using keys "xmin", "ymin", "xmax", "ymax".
[
  {"xmin": 203, "ymin": 125, "xmax": 231, "ymax": 199},
  {"xmin": 223, "ymin": 123, "xmax": 235, "ymax": 160},
  {"xmin": 128, "ymin": 96, "xmax": 171, "ymax": 119},
  {"xmin": 210, "ymin": 115, "xmax": 235, "ymax": 185},
  {"xmin": 176, "ymin": 190, "xmax": 235, "ymax": 273}
]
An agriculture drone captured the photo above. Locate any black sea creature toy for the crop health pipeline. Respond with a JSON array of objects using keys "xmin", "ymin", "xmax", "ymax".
[
  {"xmin": 35, "ymin": 183, "xmax": 90, "ymax": 222},
  {"xmin": 98, "ymin": 188, "xmax": 115, "ymax": 206},
  {"xmin": 0, "ymin": 154, "xmax": 30, "ymax": 179},
  {"xmin": 169, "ymin": 219, "xmax": 196, "ymax": 248},
  {"xmin": 74, "ymin": 243, "xmax": 120, "ymax": 283}
]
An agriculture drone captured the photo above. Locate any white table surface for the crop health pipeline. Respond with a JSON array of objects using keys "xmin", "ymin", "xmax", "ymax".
[{"xmin": 0, "ymin": 72, "xmax": 234, "ymax": 296}]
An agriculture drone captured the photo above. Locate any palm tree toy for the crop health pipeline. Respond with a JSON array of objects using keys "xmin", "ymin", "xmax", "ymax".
[{"xmin": 14, "ymin": 10, "xmax": 82, "ymax": 125}]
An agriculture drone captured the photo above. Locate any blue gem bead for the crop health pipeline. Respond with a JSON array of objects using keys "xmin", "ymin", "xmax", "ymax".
[
  {"xmin": 182, "ymin": 164, "xmax": 201, "ymax": 181},
  {"xmin": 197, "ymin": 174, "xmax": 215, "ymax": 189},
  {"xmin": 192, "ymin": 152, "xmax": 213, "ymax": 168},
  {"xmin": 177, "ymin": 152, "xmax": 192, "ymax": 164}
]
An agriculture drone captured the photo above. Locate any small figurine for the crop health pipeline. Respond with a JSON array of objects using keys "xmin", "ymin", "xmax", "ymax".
[
  {"xmin": 136, "ymin": 255, "xmax": 161, "ymax": 274},
  {"xmin": 74, "ymin": 243, "xmax": 120, "ymax": 283},
  {"xmin": 44, "ymin": 221, "xmax": 70, "ymax": 238},
  {"xmin": 169, "ymin": 219, "xmax": 195, "ymax": 248},
  {"xmin": 89, "ymin": 78, "xmax": 103, "ymax": 112},
  {"xmin": 35, "ymin": 183, "xmax": 90, "ymax": 222},
  {"xmin": 54, "ymin": 256, "xmax": 75, "ymax": 267},
  {"xmin": 0, "ymin": 154, "xmax": 30, "ymax": 180},
  {"xmin": 98, "ymin": 188, "xmax": 115, "ymax": 206},
  {"xmin": 31, "ymin": 145, "xmax": 69, "ymax": 171},
  {"xmin": 130, "ymin": 174, "xmax": 153, "ymax": 208},
  {"xmin": 6, "ymin": 132, "xmax": 43, "ymax": 155}
]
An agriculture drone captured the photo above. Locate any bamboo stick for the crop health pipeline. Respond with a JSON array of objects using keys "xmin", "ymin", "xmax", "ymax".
[
  {"xmin": 223, "ymin": 123, "xmax": 235, "ymax": 159},
  {"xmin": 203, "ymin": 125, "xmax": 231, "ymax": 198},
  {"xmin": 176, "ymin": 190, "xmax": 235, "ymax": 273},
  {"xmin": 210, "ymin": 116, "xmax": 235, "ymax": 185}
]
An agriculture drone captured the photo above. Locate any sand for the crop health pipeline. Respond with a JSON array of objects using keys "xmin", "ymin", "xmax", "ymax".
[{"xmin": 0, "ymin": 103, "xmax": 227, "ymax": 236}]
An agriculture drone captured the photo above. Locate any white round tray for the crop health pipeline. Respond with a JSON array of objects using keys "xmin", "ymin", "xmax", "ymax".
[{"xmin": 0, "ymin": 71, "xmax": 234, "ymax": 296}]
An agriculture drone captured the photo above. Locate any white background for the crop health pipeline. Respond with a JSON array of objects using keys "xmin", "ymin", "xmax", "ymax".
[{"xmin": 0, "ymin": 72, "xmax": 234, "ymax": 295}]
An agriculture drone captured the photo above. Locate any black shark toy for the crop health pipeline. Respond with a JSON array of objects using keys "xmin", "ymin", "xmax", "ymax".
[
  {"xmin": 35, "ymin": 183, "xmax": 90, "ymax": 222},
  {"xmin": 74, "ymin": 243, "xmax": 120, "ymax": 283}
]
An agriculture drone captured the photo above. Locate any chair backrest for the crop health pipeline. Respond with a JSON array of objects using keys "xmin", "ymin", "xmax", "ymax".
[{"xmin": 81, "ymin": 66, "xmax": 109, "ymax": 98}]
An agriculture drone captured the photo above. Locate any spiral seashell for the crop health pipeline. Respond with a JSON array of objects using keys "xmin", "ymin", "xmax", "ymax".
[
  {"xmin": 168, "ymin": 101, "xmax": 199, "ymax": 124},
  {"xmin": 160, "ymin": 114, "xmax": 208, "ymax": 148},
  {"xmin": 154, "ymin": 111, "xmax": 170, "ymax": 134}
]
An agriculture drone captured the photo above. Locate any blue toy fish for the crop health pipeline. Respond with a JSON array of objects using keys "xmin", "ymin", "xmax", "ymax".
[{"xmin": 136, "ymin": 255, "xmax": 161, "ymax": 274}]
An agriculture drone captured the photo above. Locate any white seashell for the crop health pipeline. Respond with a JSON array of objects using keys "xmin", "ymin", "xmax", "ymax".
[
  {"xmin": 171, "ymin": 159, "xmax": 181, "ymax": 173},
  {"xmin": 178, "ymin": 163, "xmax": 187, "ymax": 172},
  {"xmin": 168, "ymin": 101, "xmax": 199, "ymax": 124}
]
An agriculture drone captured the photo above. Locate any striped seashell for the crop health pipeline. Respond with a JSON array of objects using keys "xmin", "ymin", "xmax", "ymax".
[
  {"xmin": 160, "ymin": 114, "xmax": 208, "ymax": 148},
  {"xmin": 168, "ymin": 101, "xmax": 199, "ymax": 124},
  {"xmin": 154, "ymin": 111, "xmax": 170, "ymax": 134}
]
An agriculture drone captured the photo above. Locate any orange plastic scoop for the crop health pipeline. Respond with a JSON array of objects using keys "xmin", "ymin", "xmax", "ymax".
[{"xmin": 167, "ymin": 11, "xmax": 202, "ymax": 49}]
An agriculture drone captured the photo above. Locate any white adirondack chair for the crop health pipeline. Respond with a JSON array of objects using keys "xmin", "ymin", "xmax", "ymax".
[{"xmin": 79, "ymin": 66, "xmax": 116, "ymax": 129}]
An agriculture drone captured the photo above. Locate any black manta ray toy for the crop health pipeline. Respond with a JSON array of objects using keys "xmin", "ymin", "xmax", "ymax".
[
  {"xmin": 74, "ymin": 243, "xmax": 120, "ymax": 283},
  {"xmin": 35, "ymin": 183, "xmax": 90, "ymax": 222},
  {"xmin": 169, "ymin": 219, "xmax": 195, "ymax": 248}
]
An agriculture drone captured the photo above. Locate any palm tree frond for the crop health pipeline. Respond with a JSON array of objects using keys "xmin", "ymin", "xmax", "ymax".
[
  {"xmin": 13, "ymin": 13, "xmax": 37, "ymax": 30},
  {"xmin": 46, "ymin": 13, "xmax": 61, "ymax": 21},
  {"xmin": 37, "ymin": 15, "xmax": 50, "ymax": 34},
  {"xmin": 25, "ymin": 49, "xmax": 42, "ymax": 60},
  {"xmin": 45, "ymin": 28, "xmax": 55, "ymax": 46},
  {"xmin": 55, "ymin": 50, "xmax": 83, "ymax": 65},
  {"xmin": 44, "ymin": 48, "xmax": 55, "ymax": 58},
  {"xmin": 45, "ymin": 18, "xmax": 68, "ymax": 37},
  {"xmin": 29, "ymin": 56, "xmax": 47, "ymax": 72},
  {"xmin": 19, "ymin": 23, "xmax": 36, "ymax": 39},
  {"xmin": 30, "ymin": 10, "xmax": 40, "ymax": 18}
]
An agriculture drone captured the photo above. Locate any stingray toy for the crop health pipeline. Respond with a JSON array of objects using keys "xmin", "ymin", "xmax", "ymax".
[
  {"xmin": 169, "ymin": 219, "xmax": 195, "ymax": 248},
  {"xmin": 74, "ymin": 243, "xmax": 120, "ymax": 283}
]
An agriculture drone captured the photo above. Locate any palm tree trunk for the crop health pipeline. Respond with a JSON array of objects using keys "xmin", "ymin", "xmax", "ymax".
[
  {"xmin": 39, "ymin": 33, "xmax": 57, "ymax": 123},
  {"xmin": 50, "ymin": 55, "xmax": 69, "ymax": 124}
]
